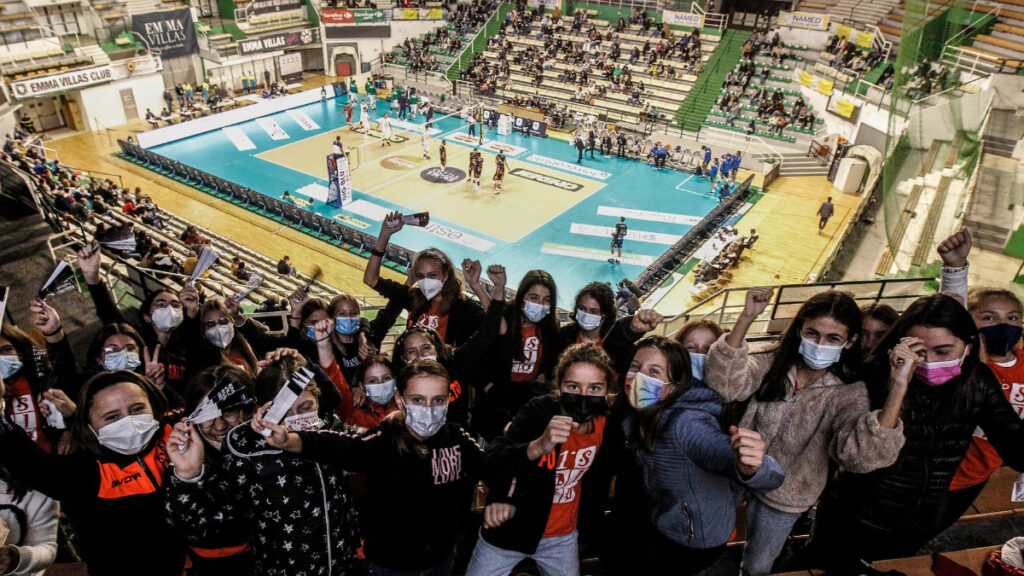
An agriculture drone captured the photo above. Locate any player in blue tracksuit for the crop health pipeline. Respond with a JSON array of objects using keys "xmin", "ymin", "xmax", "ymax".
[
  {"xmin": 731, "ymin": 152, "xmax": 742, "ymax": 181},
  {"xmin": 703, "ymin": 145, "xmax": 712, "ymax": 168},
  {"xmin": 707, "ymin": 159, "xmax": 720, "ymax": 193}
]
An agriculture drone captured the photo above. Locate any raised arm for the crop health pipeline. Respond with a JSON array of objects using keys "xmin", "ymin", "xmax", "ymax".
[
  {"xmin": 364, "ymin": 211, "xmax": 404, "ymax": 290},
  {"xmin": 937, "ymin": 229, "xmax": 971, "ymax": 308}
]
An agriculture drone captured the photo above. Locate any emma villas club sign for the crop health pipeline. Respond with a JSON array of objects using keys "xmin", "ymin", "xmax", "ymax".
[{"xmin": 11, "ymin": 66, "xmax": 113, "ymax": 98}]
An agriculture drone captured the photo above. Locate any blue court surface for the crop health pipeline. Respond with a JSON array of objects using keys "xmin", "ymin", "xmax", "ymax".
[{"xmin": 151, "ymin": 97, "xmax": 723, "ymax": 308}]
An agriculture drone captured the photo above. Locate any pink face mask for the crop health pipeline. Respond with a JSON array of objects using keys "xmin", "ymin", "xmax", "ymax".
[{"xmin": 913, "ymin": 349, "xmax": 968, "ymax": 387}]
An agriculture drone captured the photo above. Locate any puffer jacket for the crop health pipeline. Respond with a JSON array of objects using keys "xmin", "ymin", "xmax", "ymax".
[
  {"xmin": 628, "ymin": 385, "xmax": 784, "ymax": 549},
  {"xmin": 165, "ymin": 420, "xmax": 360, "ymax": 576},
  {"xmin": 704, "ymin": 335, "xmax": 905, "ymax": 513},
  {"xmin": 836, "ymin": 362, "xmax": 1024, "ymax": 533}
]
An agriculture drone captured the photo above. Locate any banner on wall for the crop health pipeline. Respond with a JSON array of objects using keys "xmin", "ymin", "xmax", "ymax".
[
  {"xmin": 777, "ymin": 11, "xmax": 829, "ymax": 30},
  {"xmin": 10, "ymin": 65, "xmax": 113, "ymax": 98},
  {"xmin": 131, "ymin": 9, "xmax": 198, "ymax": 58},
  {"xmin": 238, "ymin": 29, "xmax": 315, "ymax": 55},
  {"xmin": 661, "ymin": 10, "xmax": 704, "ymax": 28},
  {"xmin": 834, "ymin": 99, "xmax": 856, "ymax": 118},
  {"xmin": 795, "ymin": 70, "xmax": 833, "ymax": 95},
  {"xmin": 326, "ymin": 153, "xmax": 353, "ymax": 208},
  {"xmin": 854, "ymin": 31, "xmax": 874, "ymax": 48},
  {"xmin": 322, "ymin": 8, "xmax": 385, "ymax": 23},
  {"xmin": 250, "ymin": 0, "xmax": 302, "ymax": 15},
  {"xmin": 393, "ymin": 8, "xmax": 420, "ymax": 19},
  {"xmin": 817, "ymin": 78, "xmax": 834, "ymax": 95},
  {"xmin": 527, "ymin": 0, "xmax": 559, "ymax": 8}
]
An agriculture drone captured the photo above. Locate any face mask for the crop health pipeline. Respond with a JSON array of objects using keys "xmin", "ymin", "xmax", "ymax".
[
  {"xmin": 575, "ymin": 309, "xmax": 602, "ymax": 331},
  {"xmin": 418, "ymin": 278, "xmax": 444, "ymax": 300},
  {"xmin": 305, "ymin": 325, "xmax": 317, "ymax": 341},
  {"xmin": 627, "ymin": 371, "xmax": 665, "ymax": 410},
  {"xmin": 205, "ymin": 324, "xmax": 234, "ymax": 349},
  {"xmin": 404, "ymin": 403, "xmax": 447, "ymax": 438},
  {"xmin": 335, "ymin": 316, "xmax": 360, "ymax": 335},
  {"xmin": 798, "ymin": 337, "xmax": 845, "ymax": 370},
  {"xmin": 689, "ymin": 352, "xmax": 707, "ymax": 382},
  {"xmin": 284, "ymin": 411, "xmax": 324, "ymax": 432},
  {"xmin": 980, "ymin": 324, "xmax": 1023, "ymax": 357},
  {"xmin": 92, "ymin": 414, "xmax": 161, "ymax": 455},
  {"xmin": 522, "ymin": 300, "xmax": 550, "ymax": 323},
  {"xmin": 103, "ymin": 350, "xmax": 141, "ymax": 372},
  {"xmin": 559, "ymin": 392, "xmax": 608, "ymax": 423},
  {"xmin": 914, "ymin": 349, "xmax": 968, "ymax": 387},
  {"xmin": 365, "ymin": 380, "xmax": 397, "ymax": 405},
  {"xmin": 151, "ymin": 306, "xmax": 183, "ymax": 332},
  {"xmin": 0, "ymin": 355, "xmax": 24, "ymax": 379},
  {"xmin": 421, "ymin": 354, "xmax": 438, "ymax": 362}
]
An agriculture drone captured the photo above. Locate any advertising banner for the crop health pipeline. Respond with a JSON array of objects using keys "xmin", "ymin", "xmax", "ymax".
[
  {"xmin": 661, "ymin": 10, "xmax": 704, "ymax": 28},
  {"xmin": 854, "ymin": 31, "xmax": 874, "ymax": 48},
  {"xmin": 238, "ymin": 29, "xmax": 316, "ymax": 55},
  {"xmin": 131, "ymin": 9, "xmax": 198, "ymax": 58},
  {"xmin": 393, "ymin": 8, "xmax": 420, "ymax": 20},
  {"xmin": 777, "ymin": 11, "xmax": 829, "ymax": 30},
  {"xmin": 527, "ymin": 0, "xmax": 560, "ymax": 7},
  {"xmin": 10, "ymin": 65, "xmax": 113, "ymax": 99},
  {"xmin": 834, "ymin": 99, "xmax": 856, "ymax": 118},
  {"xmin": 250, "ymin": 0, "xmax": 302, "ymax": 15},
  {"xmin": 326, "ymin": 153, "xmax": 353, "ymax": 208},
  {"xmin": 322, "ymin": 8, "xmax": 385, "ymax": 23},
  {"xmin": 482, "ymin": 109, "xmax": 547, "ymax": 137}
]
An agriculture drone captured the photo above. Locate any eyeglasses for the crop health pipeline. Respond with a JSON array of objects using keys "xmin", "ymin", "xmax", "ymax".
[
  {"xmin": 203, "ymin": 317, "xmax": 232, "ymax": 330},
  {"xmin": 152, "ymin": 300, "xmax": 183, "ymax": 310},
  {"xmin": 197, "ymin": 410, "xmax": 243, "ymax": 430},
  {"xmin": 103, "ymin": 344, "xmax": 139, "ymax": 355}
]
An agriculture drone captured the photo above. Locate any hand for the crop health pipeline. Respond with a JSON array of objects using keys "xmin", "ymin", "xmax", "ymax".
[
  {"xmin": 259, "ymin": 347, "xmax": 305, "ymax": 368},
  {"xmin": 41, "ymin": 389, "xmax": 76, "ymax": 417},
  {"xmin": 937, "ymin": 229, "xmax": 971, "ymax": 268},
  {"xmin": 486, "ymin": 264, "xmax": 507, "ymax": 291},
  {"xmin": 462, "ymin": 259, "xmax": 482, "ymax": 286},
  {"xmin": 534, "ymin": 415, "xmax": 573, "ymax": 455},
  {"xmin": 741, "ymin": 287, "xmax": 773, "ymax": 319},
  {"xmin": 352, "ymin": 386, "xmax": 367, "ymax": 408},
  {"xmin": 889, "ymin": 337, "xmax": 922, "ymax": 392},
  {"xmin": 630, "ymin": 308, "xmax": 663, "ymax": 333},
  {"xmin": 167, "ymin": 420, "xmax": 205, "ymax": 480},
  {"xmin": 729, "ymin": 426, "xmax": 766, "ymax": 477},
  {"xmin": 313, "ymin": 318, "xmax": 333, "ymax": 342},
  {"xmin": 179, "ymin": 285, "xmax": 200, "ymax": 318},
  {"xmin": 0, "ymin": 545, "xmax": 20, "ymax": 574},
  {"xmin": 224, "ymin": 297, "xmax": 244, "ymax": 324},
  {"xmin": 56, "ymin": 430, "xmax": 74, "ymax": 455},
  {"xmin": 357, "ymin": 331, "xmax": 375, "ymax": 360},
  {"xmin": 143, "ymin": 345, "xmax": 165, "ymax": 389},
  {"xmin": 251, "ymin": 401, "xmax": 291, "ymax": 448},
  {"xmin": 380, "ymin": 210, "xmax": 404, "ymax": 238},
  {"xmin": 483, "ymin": 502, "xmax": 517, "ymax": 529},
  {"xmin": 30, "ymin": 298, "xmax": 61, "ymax": 339},
  {"xmin": 289, "ymin": 288, "xmax": 309, "ymax": 319},
  {"xmin": 76, "ymin": 241, "xmax": 101, "ymax": 284}
]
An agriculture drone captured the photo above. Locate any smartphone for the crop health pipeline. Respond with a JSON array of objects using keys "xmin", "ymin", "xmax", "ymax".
[{"xmin": 387, "ymin": 212, "xmax": 430, "ymax": 227}]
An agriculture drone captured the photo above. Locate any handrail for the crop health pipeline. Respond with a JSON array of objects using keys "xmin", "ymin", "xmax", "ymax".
[
  {"xmin": 444, "ymin": 0, "xmax": 507, "ymax": 82},
  {"xmin": 866, "ymin": 24, "xmax": 892, "ymax": 61},
  {"xmin": 945, "ymin": 3, "xmax": 999, "ymax": 49},
  {"xmin": 690, "ymin": 1, "xmax": 725, "ymax": 31},
  {"xmin": 698, "ymin": 125, "xmax": 784, "ymax": 167}
]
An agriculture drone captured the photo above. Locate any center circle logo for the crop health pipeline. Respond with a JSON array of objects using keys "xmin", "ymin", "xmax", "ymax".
[
  {"xmin": 380, "ymin": 155, "xmax": 422, "ymax": 170},
  {"xmin": 420, "ymin": 167, "xmax": 466, "ymax": 183}
]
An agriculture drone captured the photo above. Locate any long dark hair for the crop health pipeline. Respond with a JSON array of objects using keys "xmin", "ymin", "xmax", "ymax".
[
  {"xmin": 87, "ymin": 323, "xmax": 145, "ymax": 368},
  {"xmin": 553, "ymin": 342, "xmax": 618, "ymax": 395},
  {"xmin": 508, "ymin": 270, "xmax": 559, "ymax": 361},
  {"xmin": 407, "ymin": 248, "xmax": 464, "ymax": 322},
  {"xmin": 572, "ymin": 282, "xmax": 617, "ymax": 336},
  {"xmin": 392, "ymin": 359, "xmax": 451, "ymax": 456},
  {"xmin": 71, "ymin": 370, "xmax": 169, "ymax": 455},
  {"xmin": 0, "ymin": 324, "xmax": 51, "ymax": 395},
  {"xmin": 393, "ymin": 325, "xmax": 453, "ymax": 371},
  {"xmin": 199, "ymin": 299, "xmax": 259, "ymax": 375},
  {"xmin": 628, "ymin": 336, "xmax": 692, "ymax": 452},
  {"xmin": 867, "ymin": 294, "xmax": 980, "ymax": 413},
  {"xmin": 757, "ymin": 291, "xmax": 863, "ymax": 402}
]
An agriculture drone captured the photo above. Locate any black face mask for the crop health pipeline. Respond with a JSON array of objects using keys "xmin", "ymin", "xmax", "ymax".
[
  {"xmin": 559, "ymin": 393, "xmax": 608, "ymax": 423},
  {"xmin": 979, "ymin": 323, "xmax": 1023, "ymax": 357}
]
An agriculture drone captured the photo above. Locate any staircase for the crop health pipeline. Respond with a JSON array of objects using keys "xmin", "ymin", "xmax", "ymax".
[
  {"xmin": 672, "ymin": 29, "xmax": 750, "ymax": 133},
  {"xmin": 79, "ymin": 42, "xmax": 112, "ymax": 65},
  {"xmin": 776, "ymin": 152, "xmax": 829, "ymax": 176},
  {"xmin": 964, "ymin": 108, "xmax": 1024, "ymax": 252},
  {"xmin": 125, "ymin": 0, "xmax": 163, "ymax": 15}
]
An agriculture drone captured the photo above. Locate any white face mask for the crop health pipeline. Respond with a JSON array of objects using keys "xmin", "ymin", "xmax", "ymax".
[
  {"xmin": 92, "ymin": 414, "xmax": 161, "ymax": 455},
  {"xmin": 0, "ymin": 355, "xmax": 24, "ymax": 379},
  {"xmin": 103, "ymin": 350, "xmax": 141, "ymax": 372},
  {"xmin": 404, "ymin": 403, "xmax": 447, "ymax": 438},
  {"xmin": 365, "ymin": 380, "xmax": 397, "ymax": 405},
  {"xmin": 284, "ymin": 411, "xmax": 324, "ymax": 432},
  {"xmin": 689, "ymin": 352, "xmax": 707, "ymax": 382},
  {"xmin": 151, "ymin": 306, "xmax": 183, "ymax": 332},
  {"xmin": 418, "ymin": 278, "xmax": 444, "ymax": 300},
  {"xmin": 522, "ymin": 300, "xmax": 550, "ymax": 323},
  {"xmin": 205, "ymin": 324, "xmax": 234, "ymax": 349},
  {"xmin": 798, "ymin": 336, "xmax": 845, "ymax": 370},
  {"xmin": 575, "ymin": 309, "xmax": 602, "ymax": 331}
]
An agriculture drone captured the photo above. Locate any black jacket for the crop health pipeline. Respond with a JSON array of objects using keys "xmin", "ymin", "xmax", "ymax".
[
  {"xmin": 165, "ymin": 422, "xmax": 361, "ymax": 576},
  {"xmin": 480, "ymin": 395, "xmax": 611, "ymax": 554},
  {"xmin": 554, "ymin": 316, "xmax": 647, "ymax": 378},
  {"xmin": 297, "ymin": 419, "xmax": 482, "ymax": 570},
  {"xmin": 372, "ymin": 276, "xmax": 485, "ymax": 347},
  {"xmin": 0, "ymin": 417, "xmax": 186, "ymax": 576},
  {"xmin": 837, "ymin": 363, "xmax": 1024, "ymax": 533}
]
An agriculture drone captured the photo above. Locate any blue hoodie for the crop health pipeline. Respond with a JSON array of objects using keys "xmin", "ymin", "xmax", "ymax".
[{"xmin": 627, "ymin": 385, "xmax": 784, "ymax": 548}]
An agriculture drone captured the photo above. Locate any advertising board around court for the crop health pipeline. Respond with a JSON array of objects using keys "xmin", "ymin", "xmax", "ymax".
[{"xmin": 482, "ymin": 109, "xmax": 547, "ymax": 138}]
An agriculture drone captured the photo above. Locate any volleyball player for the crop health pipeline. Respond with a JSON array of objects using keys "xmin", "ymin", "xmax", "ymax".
[
  {"xmin": 422, "ymin": 129, "xmax": 432, "ymax": 160},
  {"xmin": 469, "ymin": 148, "xmax": 482, "ymax": 191},
  {"xmin": 360, "ymin": 100, "xmax": 371, "ymax": 140},
  {"xmin": 379, "ymin": 113, "xmax": 393, "ymax": 148},
  {"xmin": 439, "ymin": 140, "xmax": 447, "ymax": 174},
  {"xmin": 493, "ymin": 151, "xmax": 507, "ymax": 195}
]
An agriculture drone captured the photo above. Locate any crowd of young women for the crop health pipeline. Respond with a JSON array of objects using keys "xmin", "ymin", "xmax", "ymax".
[{"xmin": 1, "ymin": 222, "xmax": 1022, "ymax": 576}]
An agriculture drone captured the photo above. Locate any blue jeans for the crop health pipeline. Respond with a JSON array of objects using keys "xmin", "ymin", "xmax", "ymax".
[
  {"xmin": 465, "ymin": 530, "xmax": 579, "ymax": 576},
  {"xmin": 740, "ymin": 498, "xmax": 802, "ymax": 576},
  {"xmin": 368, "ymin": 552, "xmax": 454, "ymax": 576}
]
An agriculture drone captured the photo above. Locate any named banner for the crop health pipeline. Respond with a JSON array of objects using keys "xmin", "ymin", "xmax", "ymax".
[
  {"xmin": 661, "ymin": 10, "xmax": 704, "ymax": 28},
  {"xmin": 327, "ymin": 153, "xmax": 353, "ymax": 208},
  {"xmin": 11, "ymin": 65, "xmax": 112, "ymax": 98},
  {"xmin": 250, "ymin": 0, "xmax": 302, "ymax": 15},
  {"xmin": 238, "ymin": 29, "xmax": 316, "ymax": 55},
  {"xmin": 777, "ymin": 11, "xmax": 829, "ymax": 30},
  {"xmin": 322, "ymin": 8, "xmax": 386, "ymax": 23},
  {"xmin": 527, "ymin": 0, "xmax": 559, "ymax": 7},
  {"xmin": 131, "ymin": 9, "xmax": 198, "ymax": 58}
]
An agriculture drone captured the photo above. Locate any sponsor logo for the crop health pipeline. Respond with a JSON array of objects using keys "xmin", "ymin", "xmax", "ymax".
[
  {"xmin": 510, "ymin": 168, "xmax": 582, "ymax": 191},
  {"xmin": 421, "ymin": 167, "xmax": 467, "ymax": 183},
  {"xmin": 525, "ymin": 154, "xmax": 611, "ymax": 180},
  {"xmin": 484, "ymin": 141, "xmax": 526, "ymax": 156},
  {"xmin": 452, "ymin": 133, "xmax": 485, "ymax": 145},
  {"xmin": 333, "ymin": 214, "xmax": 370, "ymax": 229},
  {"xmin": 380, "ymin": 155, "xmax": 422, "ymax": 170}
]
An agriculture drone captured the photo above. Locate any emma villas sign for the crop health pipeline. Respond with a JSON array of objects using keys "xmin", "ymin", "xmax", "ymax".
[{"xmin": 11, "ymin": 66, "xmax": 113, "ymax": 98}]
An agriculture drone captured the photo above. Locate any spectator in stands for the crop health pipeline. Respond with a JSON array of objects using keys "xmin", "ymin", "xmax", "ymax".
[
  {"xmin": 180, "ymin": 225, "xmax": 205, "ymax": 247},
  {"xmin": 0, "ymin": 422, "xmax": 59, "ymax": 576},
  {"xmin": 287, "ymin": 290, "xmax": 374, "ymax": 385},
  {"xmin": 859, "ymin": 303, "xmax": 898, "ymax": 357},
  {"xmin": 276, "ymin": 255, "xmax": 297, "ymax": 276},
  {"xmin": 555, "ymin": 282, "xmax": 645, "ymax": 372}
]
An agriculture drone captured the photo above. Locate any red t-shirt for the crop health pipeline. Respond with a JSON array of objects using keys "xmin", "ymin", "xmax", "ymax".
[
  {"xmin": 6, "ymin": 374, "xmax": 52, "ymax": 452},
  {"xmin": 950, "ymin": 348, "xmax": 1024, "ymax": 490},
  {"xmin": 510, "ymin": 325, "xmax": 542, "ymax": 382},
  {"xmin": 541, "ymin": 416, "xmax": 606, "ymax": 538},
  {"xmin": 411, "ymin": 300, "xmax": 449, "ymax": 342}
]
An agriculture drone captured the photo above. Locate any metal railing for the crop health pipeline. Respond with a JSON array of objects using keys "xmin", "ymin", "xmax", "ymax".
[
  {"xmin": 444, "ymin": 0, "xmax": 508, "ymax": 81},
  {"xmin": 380, "ymin": 62, "xmax": 453, "ymax": 93},
  {"xmin": 649, "ymin": 277, "xmax": 931, "ymax": 338},
  {"xmin": 696, "ymin": 125, "xmax": 784, "ymax": 168},
  {"xmin": 690, "ymin": 2, "xmax": 725, "ymax": 31}
]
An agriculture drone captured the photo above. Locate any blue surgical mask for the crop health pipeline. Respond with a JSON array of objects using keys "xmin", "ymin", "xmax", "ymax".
[
  {"xmin": 0, "ymin": 355, "xmax": 24, "ymax": 379},
  {"xmin": 522, "ymin": 300, "xmax": 550, "ymax": 323},
  {"xmin": 689, "ymin": 352, "xmax": 707, "ymax": 382},
  {"xmin": 305, "ymin": 325, "xmax": 317, "ymax": 341},
  {"xmin": 335, "ymin": 316, "xmax": 359, "ymax": 335}
]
